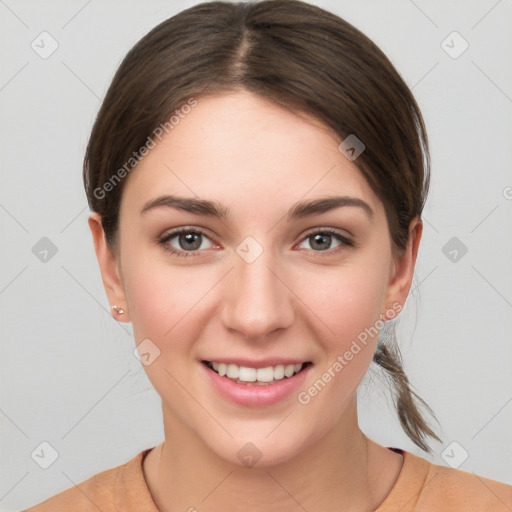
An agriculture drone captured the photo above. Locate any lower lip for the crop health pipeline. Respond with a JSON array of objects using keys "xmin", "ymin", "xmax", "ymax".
[{"xmin": 201, "ymin": 362, "xmax": 311, "ymax": 407}]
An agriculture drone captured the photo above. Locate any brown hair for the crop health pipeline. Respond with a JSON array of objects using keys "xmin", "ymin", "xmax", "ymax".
[{"xmin": 84, "ymin": 0, "xmax": 441, "ymax": 452}]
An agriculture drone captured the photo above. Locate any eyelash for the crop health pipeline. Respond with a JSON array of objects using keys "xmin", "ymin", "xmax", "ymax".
[{"xmin": 158, "ymin": 227, "xmax": 354, "ymax": 259}]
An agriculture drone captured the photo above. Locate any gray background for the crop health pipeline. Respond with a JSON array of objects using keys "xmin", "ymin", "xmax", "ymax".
[{"xmin": 1, "ymin": 0, "xmax": 511, "ymax": 510}]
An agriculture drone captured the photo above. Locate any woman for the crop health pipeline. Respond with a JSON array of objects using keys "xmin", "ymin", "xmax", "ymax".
[{"xmin": 25, "ymin": 0, "xmax": 512, "ymax": 510}]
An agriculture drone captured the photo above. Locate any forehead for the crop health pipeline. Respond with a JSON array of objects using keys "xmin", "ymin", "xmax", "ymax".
[{"xmin": 120, "ymin": 91, "xmax": 383, "ymax": 220}]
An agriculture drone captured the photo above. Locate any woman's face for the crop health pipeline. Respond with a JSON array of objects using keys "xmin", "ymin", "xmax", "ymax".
[{"xmin": 93, "ymin": 91, "xmax": 419, "ymax": 466}]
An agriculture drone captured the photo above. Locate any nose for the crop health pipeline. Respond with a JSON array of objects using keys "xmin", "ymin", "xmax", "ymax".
[{"xmin": 220, "ymin": 250, "xmax": 295, "ymax": 341}]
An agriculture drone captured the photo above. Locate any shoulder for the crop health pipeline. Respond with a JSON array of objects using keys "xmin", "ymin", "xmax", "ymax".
[
  {"xmin": 22, "ymin": 466, "xmax": 119, "ymax": 512},
  {"xmin": 419, "ymin": 459, "xmax": 512, "ymax": 510},
  {"xmin": 387, "ymin": 450, "xmax": 512, "ymax": 511},
  {"xmin": 22, "ymin": 450, "xmax": 151, "ymax": 512}
]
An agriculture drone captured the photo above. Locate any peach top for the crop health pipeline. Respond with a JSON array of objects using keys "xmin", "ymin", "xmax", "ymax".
[{"xmin": 24, "ymin": 447, "xmax": 512, "ymax": 511}]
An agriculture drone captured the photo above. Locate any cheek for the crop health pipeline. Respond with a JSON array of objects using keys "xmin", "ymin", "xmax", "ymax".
[
  {"xmin": 304, "ymin": 258, "xmax": 390, "ymax": 351},
  {"xmin": 124, "ymin": 265, "xmax": 173, "ymax": 338},
  {"xmin": 124, "ymin": 262, "xmax": 203, "ymax": 342},
  {"xmin": 294, "ymin": 262, "xmax": 389, "ymax": 421},
  {"xmin": 121, "ymin": 254, "xmax": 208, "ymax": 408},
  {"xmin": 121, "ymin": 247, "xmax": 226, "ymax": 370},
  {"xmin": 119, "ymin": 240, "xmax": 179, "ymax": 336}
]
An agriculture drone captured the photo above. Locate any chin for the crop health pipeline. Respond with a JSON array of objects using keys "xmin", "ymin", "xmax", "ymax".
[{"xmin": 200, "ymin": 422, "xmax": 319, "ymax": 469}]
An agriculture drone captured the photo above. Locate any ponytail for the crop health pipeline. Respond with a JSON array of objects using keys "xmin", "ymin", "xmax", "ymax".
[{"xmin": 373, "ymin": 334, "xmax": 441, "ymax": 453}]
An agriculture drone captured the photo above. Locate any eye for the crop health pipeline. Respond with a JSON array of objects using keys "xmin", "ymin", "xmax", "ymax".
[
  {"xmin": 297, "ymin": 228, "xmax": 354, "ymax": 253},
  {"xmin": 158, "ymin": 227, "xmax": 354, "ymax": 259},
  {"xmin": 158, "ymin": 228, "xmax": 214, "ymax": 258}
]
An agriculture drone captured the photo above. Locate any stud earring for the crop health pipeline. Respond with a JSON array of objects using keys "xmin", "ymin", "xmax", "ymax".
[{"xmin": 111, "ymin": 305, "xmax": 125, "ymax": 315}]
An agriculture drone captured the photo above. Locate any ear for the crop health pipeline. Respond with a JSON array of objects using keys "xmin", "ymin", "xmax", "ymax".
[
  {"xmin": 88, "ymin": 213, "xmax": 130, "ymax": 322},
  {"xmin": 382, "ymin": 217, "xmax": 422, "ymax": 319}
]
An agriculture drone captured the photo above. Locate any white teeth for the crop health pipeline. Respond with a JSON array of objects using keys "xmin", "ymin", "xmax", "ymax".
[
  {"xmin": 273, "ymin": 364, "xmax": 285, "ymax": 380},
  {"xmin": 238, "ymin": 366, "xmax": 257, "ymax": 382},
  {"xmin": 284, "ymin": 364, "xmax": 295, "ymax": 377},
  {"xmin": 208, "ymin": 361, "xmax": 306, "ymax": 383},
  {"xmin": 256, "ymin": 367, "xmax": 274, "ymax": 382},
  {"xmin": 226, "ymin": 364, "xmax": 239, "ymax": 379}
]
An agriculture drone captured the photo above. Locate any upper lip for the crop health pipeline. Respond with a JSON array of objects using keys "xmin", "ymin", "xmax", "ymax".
[{"xmin": 201, "ymin": 358, "xmax": 311, "ymax": 369}]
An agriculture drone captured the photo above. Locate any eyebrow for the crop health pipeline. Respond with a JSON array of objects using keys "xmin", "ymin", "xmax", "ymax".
[{"xmin": 140, "ymin": 194, "xmax": 374, "ymax": 221}]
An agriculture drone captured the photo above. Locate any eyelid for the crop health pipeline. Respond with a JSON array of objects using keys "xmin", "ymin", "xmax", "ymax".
[
  {"xmin": 158, "ymin": 226, "xmax": 217, "ymax": 252},
  {"xmin": 159, "ymin": 226, "xmax": 213, "ymax": 242},
  {"xmin": 295, "ymin": 227, "xmax": 355, "ymax": 251},
  {"xmin": 300, "ymin": 226, "xmax": 354, "ymax": 242}
]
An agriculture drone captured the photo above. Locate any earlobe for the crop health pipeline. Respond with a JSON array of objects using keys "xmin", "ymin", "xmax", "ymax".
[
  {"xmin": 88, "ymin": 213, "xmax": 130, "ymax": 322},
  {"xmin": 382, "ymin": 217, "xmax": 423, "ymax": 320}
]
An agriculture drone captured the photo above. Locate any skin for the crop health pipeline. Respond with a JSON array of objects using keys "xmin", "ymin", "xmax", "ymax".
[{"xmin": 89, "ymin": 90, "xmax": 422, "ymax": 511}]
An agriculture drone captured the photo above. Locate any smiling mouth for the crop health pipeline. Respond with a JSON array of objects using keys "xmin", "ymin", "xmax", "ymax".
[{"xmin": 202, "ymin": 360, "xmax": 312, "ymax": 386}]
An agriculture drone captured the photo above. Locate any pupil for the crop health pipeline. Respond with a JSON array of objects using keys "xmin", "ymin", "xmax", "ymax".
[
  {"xmin": 312, "ymin": 233, "xmax": 330, "ymax": 251},
  {"xmin": 181, "ymin": 233, "xmax": 201, "ymax": 250}
]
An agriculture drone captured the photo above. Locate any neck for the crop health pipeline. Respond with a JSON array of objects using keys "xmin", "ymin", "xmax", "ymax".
[{"xmin": 143, "ymin": 397, "xmax": 403, "ymax": 512}]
